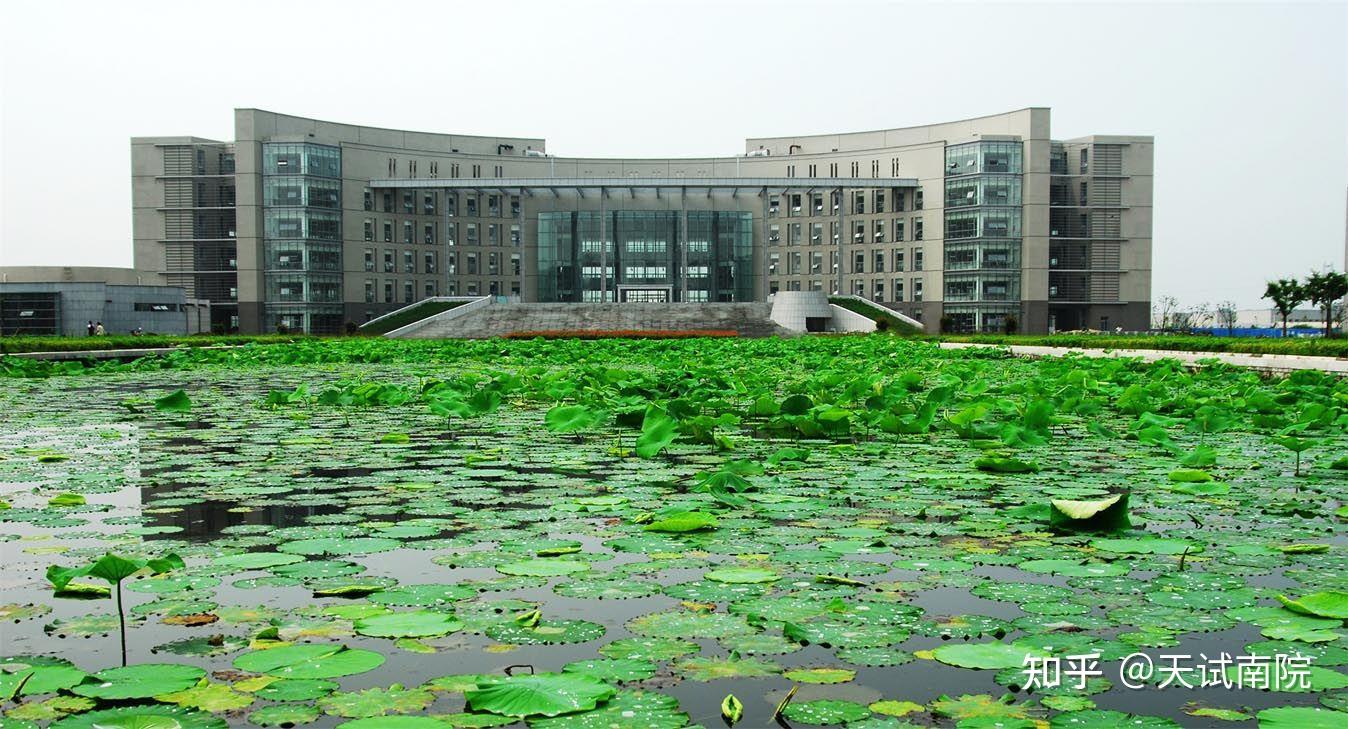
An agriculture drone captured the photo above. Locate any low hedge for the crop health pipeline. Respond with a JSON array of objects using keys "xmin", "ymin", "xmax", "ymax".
[
  {"xmin": 504, "ymin": 329, "xmax": 738, "ymax": 340},
  {"xmin": 938, "ymin": 333, "xmax": 1348, "ymax": 358}
]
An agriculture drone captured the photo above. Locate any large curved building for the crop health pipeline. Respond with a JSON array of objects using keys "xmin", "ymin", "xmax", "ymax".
[{"xmin": 131, "ymin": 108, "xmax": 1152, "ymax": 334}]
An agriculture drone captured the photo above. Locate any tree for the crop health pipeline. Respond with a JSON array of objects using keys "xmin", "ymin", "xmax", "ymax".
[
  {"xmin": 1215, "ymin": 301, "xmax": 1237, "ymax": 335},
  {"xmin": 1303, "ymin": 269, "xmax": 1348, "ymax": 338},
  {"xmin": 1153, "ymin": 295, "xmax": 1179, "ymax": 331},
  {"xmin": 1262, "ymin": 278, "xmax": 1304, "ymax": 337}
]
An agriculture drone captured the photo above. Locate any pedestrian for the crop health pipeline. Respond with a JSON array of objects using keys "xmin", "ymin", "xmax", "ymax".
[
  {"xmin": 87, "ymin": 321, "xmax": 95, "ymax": 336},
  {"xmin": 94, "ymin": 322, "xmax": 105, "ymax": 336}
]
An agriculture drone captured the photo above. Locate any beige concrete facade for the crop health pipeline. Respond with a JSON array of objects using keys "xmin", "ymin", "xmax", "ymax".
[{"xmin": 131, "ymin": 108, "xmax": 1152, "ymax": 334}]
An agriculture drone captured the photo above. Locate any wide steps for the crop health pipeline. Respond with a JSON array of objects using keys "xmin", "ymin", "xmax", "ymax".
[{"xmin": 399, "ymin": 303, "xmax": 793, "ymax": 339}]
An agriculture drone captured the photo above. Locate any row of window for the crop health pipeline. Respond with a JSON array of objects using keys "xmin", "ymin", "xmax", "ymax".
[
  {"xmin": 364, "ymin": 278, "xmax": 521, "ymax": 304},
  {"xmin": 767, "ymin": 189, "xmax": 921, "ymax": 217},
  {"xmin": 363, "ymin": 219, "xmax": 520, "ymax": 246},
  {"xmin": 363, "ymin": 248, "xmax": 522, "ymax": 277},
  {"xmin": 767, "ymin": 218, "xmax": 924, "ymax": 246},
  {"xmin": 364, "ymin": 189, "xmax": 521, "ymax": 218},
  {"xmin": 945, "ymin": 141, "xmax": 1023, "ymax": 177},
  {"xmin": 263, "ymin": 144, "xmax": 340, "ymax": 178},
  {"xmin": 766, "ymin": 278, "xmax": 925, "ymax": 304},
  {"xmin": 767, "ymin": 248, "xmax": 925, "ymax": 276}
]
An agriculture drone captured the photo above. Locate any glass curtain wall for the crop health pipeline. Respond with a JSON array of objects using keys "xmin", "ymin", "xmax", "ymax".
[
  {"xmin": 537, "ymin": 211, "xmax": 753, "ymax": 303},
  {"xmin": 261, "ymin": 143, "xmax": 343, "ymax": 333},
  {"xmin": 942, "ymin": 141, "xmax": 1023, "ymax": 333}
]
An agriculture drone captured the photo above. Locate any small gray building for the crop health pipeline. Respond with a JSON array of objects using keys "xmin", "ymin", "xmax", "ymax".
[{"xmin": 0, "ymin": 267, "xmax": 210, "ymax": 336}]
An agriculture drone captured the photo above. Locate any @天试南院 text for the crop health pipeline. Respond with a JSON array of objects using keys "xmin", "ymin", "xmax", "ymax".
[{"xmin": 1021, "ymin": 652, "xmax": 1313, "ymax": 691}]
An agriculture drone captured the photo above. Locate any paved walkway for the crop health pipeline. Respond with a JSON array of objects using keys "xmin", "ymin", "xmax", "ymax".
[{"xmin": 939, "ymin": 342, "xmax": 1348, "ymax": 374}]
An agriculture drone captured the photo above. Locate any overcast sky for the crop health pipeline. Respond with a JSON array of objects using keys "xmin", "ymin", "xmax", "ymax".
[{"xmin": 2, "ymin": 0, "xmax": 1345, "ymax": 308}]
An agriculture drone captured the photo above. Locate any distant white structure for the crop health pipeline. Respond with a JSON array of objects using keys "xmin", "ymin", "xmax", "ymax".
[{"xmin": 1235, "ymin": 307, "xmax": 1323, "ymax": 329}]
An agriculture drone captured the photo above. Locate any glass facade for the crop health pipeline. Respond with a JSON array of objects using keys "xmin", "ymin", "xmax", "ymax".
[
  {"xmin": 262, "ymin": 143, "xmax": 343, "ymax": 333},
  {"xmin": 942, "ymin": 141, "xmax": 1023, "ymax": 332},
  {"xmin": 537, "ymin": 211, "xmax": 753, "ymax": 303}
]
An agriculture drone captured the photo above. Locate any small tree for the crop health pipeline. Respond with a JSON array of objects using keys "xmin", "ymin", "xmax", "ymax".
[
  {"xmin": 1215, "ymin": 301, "xmax": 1237, "ymax": 335},
  {"xmin": 1262, "ymin": 278, "xmax": 1304, "ymax": 337},
  {"xmin": 1153, "ymin": 295, "xmax": 1179, "ymax": 331},
  {"xmin": 1303, "ymin": 269, "xmax": 1348, "ymax": 338}
]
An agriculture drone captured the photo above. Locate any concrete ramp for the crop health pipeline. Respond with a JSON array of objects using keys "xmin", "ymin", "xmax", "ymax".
[{"xmin": 392, "ymin": 302, "xmax": 795, "ymax": 339}]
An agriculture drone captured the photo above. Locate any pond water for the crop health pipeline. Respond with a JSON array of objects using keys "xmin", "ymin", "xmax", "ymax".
[{"xmin": 1, "ymin": 341, "xmax": 1346, "ymax": 728}]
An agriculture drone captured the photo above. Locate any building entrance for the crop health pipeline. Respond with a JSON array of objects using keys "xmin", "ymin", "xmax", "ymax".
[{"xmin": 620, "ymin": 287, "xmax": 672, "ymax": 303}]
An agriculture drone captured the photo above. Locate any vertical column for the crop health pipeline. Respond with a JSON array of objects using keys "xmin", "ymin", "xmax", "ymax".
[
  {"xmin": 761, "ymin": 189, "xmax": 769, "ymax": 299},
  {"xmin": 599, "ymin": 188, "xmax": 607, "ymax": 302},
  {"xmin": 835, "ymin": 186, "xmax": 845, "ymax": 296},
  {"xmin": 680, "ymin": 187, "xmax": 689, "ymax": 303},
  {"xmin": 516, "ymin": 187, "xmax": 526, "ymax": 302}
]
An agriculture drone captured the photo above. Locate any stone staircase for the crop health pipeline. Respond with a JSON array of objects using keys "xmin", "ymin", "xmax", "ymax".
[{"xmin": 394, "ymin": 302, "xmax": 794, "ymax": 339}]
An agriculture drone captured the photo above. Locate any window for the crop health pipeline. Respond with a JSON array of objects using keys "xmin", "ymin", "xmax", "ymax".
[
  {"xmin": 913, "ymin": 279, "xmax": 923, "ymax": 302},
  {"xmin": 853, "ymin": 221, "xmax": 865, "ymax": 242},
  {"xmin": 874, "ymin": 190, "xmax": 885, "ymax": 213},
  {"xmin": 810, "ymin": 252, "xmax": 822, "ymax": 274},
  {"xmin": 768, "ymin": 224, "xmax": 780, "ymax": 245},
  {"xmin": 1080, "ymin": 181, "xmax": 1088, "ymax": 205},
  {"xmin": 363, "ymin": 189, "xmax": 372, "ymax": 211},
  {"xmin": 511, "ymin": 253, "xmax": 521, "ymax": 276},
  {"xmin": 424, "ymin": 223, "xmax": 435, "ymax": 244},
  {"xmin": 768, "ymin": 195, "xmax": 780, "ymax": 217},
  {"xmin": 364, "ymin": 248, "xmax": 375, "ymax": 272},
  {"xmin": 364, "ymin": 219, "xmax": 374, "ymax": 241},
  {"xmin": 873, "ymin": 279, "xmax": 885, "ymax": 301},
  {"xmin": 425, "ymin": 281, "xmax": 437, "ymax": 298},
  {"xmin": 789, "ymin": 223, "xmax": 801, "ymax": 245},
  {"xmin": 364, "ymin": 280, "xmax": 375, "ymax": 303},
  {"xmin": 384, "ymin": 281, "xmax": 394, "ymax": 303},
  {"xmin": 404, "ymin": 250, "xmax": 414, "ymax": 273},
  {"xmin": 489, "ymin": 252, "xmax": 500, "ymax": 275},
  {"xmin": 767, "ymin": 254, "xmax": 780, "ymax": 275},
  {"xmin": 424, "ymin": 252, "xmax": 436, "ymax": 274},
  {"xmin": 383, "ymin": 250, "xmax": 394, "ymax": 273},
  {"xmin": 914, "ymin": 250, "xmax": 924, "ymax": 271},
  {"xmin": 466, "ymin": 196, "xmax": 478, "ymax": 216},
  {"xmin": 488, "ymin": 195, "xmax": 500, "ymax": 217},
  {"xmin": 423, "ymin": 192, "xmax": 436, "ymax": 215},
  {"xmin": 853, "ymin": 252, "xmax": 865, "ymax": 273},
  {"xmin": 915, "ymin": 189, "xmax": 924, "ymax": 210},
  {"xmin": 789, "ymin": 193, "xmax": 801, "ymax": 215},
  {"xmin": 914, "ymin": 218, "xmax": 923, "ymax": 241},
  {"xmin": 488, "ymin": 224, "xmax": 499, "ymax": 246},
  {"xmin": 467, "ymin": 252, "xmax": 478, "ymax": 275},
  {"xmin": 894, "ymin": 279, "xmax": 904, "ymax": 301},
  {"xmin": 812, "ymin": 193, "xmax": 823, "ymax": 213},
  {"xmin": 510, "ymin": 224, "xmax": 520, "ymax": 246},
  {"xmin": 874, "ymin": 250, "xmax": 884, "ymax": 273},
  {"xmin": 383, "ymin": 221, "xmax": 392, "ymax": 242},
  {"xmin": 510, "ymin": 196, "xmax": 520, "ymax": 216},
  {"xmin": 402, "ymin": 191, "xmax": 414, "ymax": 213},
  {"xmin": 873, "ymin": 220, "xmax": 885, "ymax": 242},
  {"xmin": 853, "ymin": 191, "xmax": 865, "ymax": 215},
  {"xmin": 382, "ymin": 192, "xmax": 392, "ymax": 212},
  {"xmin": 446, "ymin": 223, "xmax": 457, "ymax": 246},
  {"xmin": 811, "ymin": 222, "xmax": 823, "ymax": 244},
  {"xmin": 403, "ymin": 221, "xmax": 413, "ymax": 244},
  {"xmin": 445, "ymin": 194, "xmax": 457, "ymax": 217},
  {"xmin": 894, "ymin": 218, "xmax": 904, "ymax": 242},
  {"xmin": 404, "ymin": 281, "xmax": 414, "ymax": 302},
  {"xmin": 467, "ymin": 223, "xmax": 478, "ymax": 244},
  {"xmin": 447, "ymin": 252, "xmax": 458, "ymax": 275},
  {"xmin": 1079, "ymin": 148, "xmax": 1089, "ymax": 174}
]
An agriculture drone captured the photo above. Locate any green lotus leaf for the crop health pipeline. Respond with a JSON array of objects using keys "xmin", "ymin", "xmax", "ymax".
[
  {"xmin": 354, "ymin": 610, "xmax": 464, "ymax": 638},
  {"xmin": 71, "ymin": 663, "xmax": 205, "ymax": 699},
  {"xmin": 233, "ymin": 644, "xmax": 385, "ymax": 679},
  {"xmin": 1278, "ymin": 591, "xmax": 1348, "ymax": 620},
  {"xmin": 464, "ymin": 672, "xmax": 616, "ymax": 717}
]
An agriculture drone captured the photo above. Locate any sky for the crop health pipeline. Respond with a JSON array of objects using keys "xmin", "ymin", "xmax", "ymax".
[{"xmin": 2, "ymin": 0, "xmax": 1345, "ymax": 309}]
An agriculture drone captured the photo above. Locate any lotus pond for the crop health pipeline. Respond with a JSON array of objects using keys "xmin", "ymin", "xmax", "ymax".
[{"xmin": 1, "ymin": 337, "xmax": 1347, "ymax": 729}]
